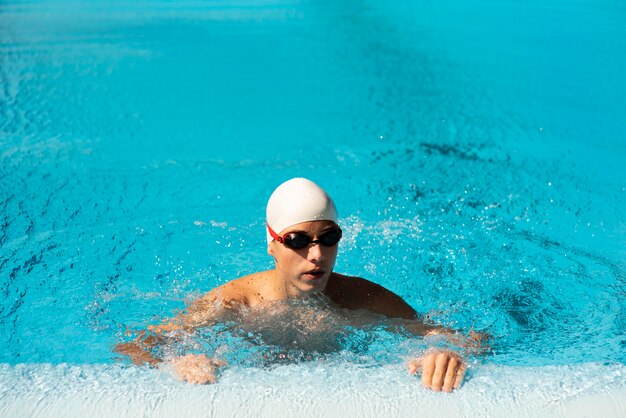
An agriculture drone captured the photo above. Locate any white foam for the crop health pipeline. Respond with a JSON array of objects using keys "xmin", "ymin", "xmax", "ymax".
[{"xmin": 1, "ymin": 362, "xmax": 624, "ymax": 417}]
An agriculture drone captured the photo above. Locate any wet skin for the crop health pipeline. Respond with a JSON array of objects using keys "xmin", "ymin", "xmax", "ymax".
[{"xmin": 115, "ymin": 221, "xmax": 485, "ymax": 392}]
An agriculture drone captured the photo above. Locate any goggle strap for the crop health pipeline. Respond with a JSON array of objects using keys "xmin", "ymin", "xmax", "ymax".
[{"xmin": 266, "ymin": 223, "xmax": 284, "ymax": 243}]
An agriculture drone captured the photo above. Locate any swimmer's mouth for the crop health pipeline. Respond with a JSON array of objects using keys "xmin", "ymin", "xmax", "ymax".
[{"xmin": 303, "ymin": 269, "xmax": 325, "ymax": 279}]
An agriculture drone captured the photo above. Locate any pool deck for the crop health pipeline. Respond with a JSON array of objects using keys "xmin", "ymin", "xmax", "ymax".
[{"xmin": 1, "ymin": 362, "xmax": 624, "ymax": 417}]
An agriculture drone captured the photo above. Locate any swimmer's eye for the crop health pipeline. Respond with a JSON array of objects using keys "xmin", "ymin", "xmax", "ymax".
[{"xmin": 282, "ymin": 229, "xmax": 342, "ymax": 250}]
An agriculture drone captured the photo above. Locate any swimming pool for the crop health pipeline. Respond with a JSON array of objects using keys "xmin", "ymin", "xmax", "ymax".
[{"xmin": 1, "ymin": 0, "xmax": 625, "ymax": 416}]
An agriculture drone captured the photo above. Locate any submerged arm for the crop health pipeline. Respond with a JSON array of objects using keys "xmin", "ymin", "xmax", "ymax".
[
  {"xmin": 328, "ymin": 274, "xmax": 487, "ymax": 344},
  {"xmin": 115, "ymin": 293, "xmax": 223, "ymax": 361},
  {"xmin": 115, "ymin": 290, "xmax": 239, "ymax": 382},
  {"xmin": 327, "ymin": 274, "xmax": 489, "ymax": 392},
  {"xmin": 394, "ymin": 318, "xmax": 489, "ymax": 354}
]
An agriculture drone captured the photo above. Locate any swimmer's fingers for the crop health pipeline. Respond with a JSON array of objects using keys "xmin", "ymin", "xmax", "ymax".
[
  {"xmin": 416, "ymin": 353, "xmax": 437, "ymax": 390},
  {"xmin": 454, "ymin": 363, "xmax": 467, "ymax": 390},
  {"xmin": 442, "ymin": 355, "xmax": 462, "ymax": 393},
  {"xmin": 420, "ymin": 355, "xmax": 435, "ymax": 389},
  {"xmin": 407, "ymin": 358, "xmax": 422, "ymax": 375},
  {"xmin": 169, "ymin": 354, "xmax": 225, "ymax": 385},
  {"xmin": 429, "ymin": 351, "xmax": 450, "ymax": 392},
  {"xmin": 406, "ymin": 353, "xmax": 436, "ymax": 387},
  {"xmin": 408, "ymin": 351, "xmax": 465, "ymax": 392}
]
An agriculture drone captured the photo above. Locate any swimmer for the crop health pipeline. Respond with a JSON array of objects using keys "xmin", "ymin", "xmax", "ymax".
[{"xmin": 116, "ymin": 178, "xmax": 486, "ymax": 392}]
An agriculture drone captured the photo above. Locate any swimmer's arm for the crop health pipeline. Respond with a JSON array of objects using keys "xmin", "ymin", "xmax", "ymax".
[
  {"xmin": 398, "ymin": 320, "xmax": 489, "ymax": 354},
  {"xmin": 114, "ymin": 294, "xmax": 232, "ymax": 384},
  {"xmin": 326, "ymin": 274, "xmax": 418, "ymax": 319},
  {"xmin": 149, "ymin": 291, "xmax": 232, "ymax": 333},
  {"xmin": 329, "ymin": 275, "xmax": 489, "ymax": 351},
  {"xmin": 114, "ymin": 308, "xmax": 208, "ymax": 366},
  {"xmin": 151, "ymin": 275, "xmax": 252, "ymax": 334},
  {"xmin": 115, "ymin": 334, "xmax": 225, "ymax": 384},
  {"xmin": 114, "ymin": 330, "xmax": 163, "ymax": 366},
  {"xmin": 115, "ymin": 283, "xmax": 245, "ymax": 366}
]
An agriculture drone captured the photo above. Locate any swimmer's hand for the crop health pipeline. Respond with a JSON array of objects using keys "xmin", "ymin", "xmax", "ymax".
[
  {"xmin": 407, "ymin": 350, "xmax": 466, "ymax": 393},
  {"xmin": 115, "ymin": 331, "xmax": 162, "ymax": 366},
  {"xmin": 168, "ymin": 354, "xmax": 226, "ymax": 385}
]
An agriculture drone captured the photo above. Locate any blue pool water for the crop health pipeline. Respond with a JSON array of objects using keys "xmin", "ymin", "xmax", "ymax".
[{"xmin": 1, "ymin": 0, "xmax": 625, "ymax": 415}]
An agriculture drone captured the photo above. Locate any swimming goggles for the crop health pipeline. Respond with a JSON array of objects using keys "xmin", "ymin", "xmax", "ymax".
[{"xmin": 267, "ymin": 223, "xmax": 343, "ymax": 250}]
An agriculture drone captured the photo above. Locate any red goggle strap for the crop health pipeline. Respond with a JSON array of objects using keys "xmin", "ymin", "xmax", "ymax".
[{"xmin": 267, "ymin": 223, "xmax": 284, "ymax": 243}]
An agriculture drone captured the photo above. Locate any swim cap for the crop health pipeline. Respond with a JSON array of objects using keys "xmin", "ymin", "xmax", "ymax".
[{"xmin": 266, "ymin": 178, "xmax": 338, "ymax": 244}]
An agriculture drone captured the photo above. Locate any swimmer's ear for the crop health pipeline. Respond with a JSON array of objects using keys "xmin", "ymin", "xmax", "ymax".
[{"xmin": 267, "ymin": 242, "xmax": 276, "ymax": 258}]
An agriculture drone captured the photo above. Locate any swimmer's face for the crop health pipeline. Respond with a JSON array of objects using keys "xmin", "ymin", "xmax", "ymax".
[{"xmin": 268, "ymin": 220, "xmax": 339, "ymax": 297}]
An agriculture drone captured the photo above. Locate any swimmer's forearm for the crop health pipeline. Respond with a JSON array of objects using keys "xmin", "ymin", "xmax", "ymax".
[
  {"xmin": 425, "ymin": 329, "xmax": 490, "ymax": 355},
  {"xmin": 150, "ymin": 298, "xmax": 229, "ymax": 333},
  {"xmin": 391, "ymin": 318, "xmax": 447, "ymax": 336},
  {"xmin": 115, "ymin": 328, "xmax": 178, "ymax": 366},
  {"xmin": 115, "ymin": 340, "xmax": 162, "ymax": 366},
  {"xmin": 116, "ymin": 296, "xmax": 229, "ymax": 367},
  {"xmin": 395, "ymin": 320, "xmax": 490, "ymax": 354}
]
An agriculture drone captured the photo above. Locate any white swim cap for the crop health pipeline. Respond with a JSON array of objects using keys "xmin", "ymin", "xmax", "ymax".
[{"xmin": 266, "ymin": 178, "xmax": 338, "ymax": 244}]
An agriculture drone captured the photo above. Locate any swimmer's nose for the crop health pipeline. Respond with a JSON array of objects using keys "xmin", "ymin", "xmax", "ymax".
[{"xmin": 307, "ymin": 241, "xmax": 323, "ymax": 262}]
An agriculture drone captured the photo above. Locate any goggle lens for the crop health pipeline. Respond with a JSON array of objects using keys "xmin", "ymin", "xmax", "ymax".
[{"xmin": 282, "ymin": 229, "xmax": 342, "ymax": 250}]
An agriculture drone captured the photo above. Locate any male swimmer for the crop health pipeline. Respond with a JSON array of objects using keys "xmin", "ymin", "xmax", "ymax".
[{"xmin": 116, "ymin": 178, "xmax": 485, "ymax": 392}]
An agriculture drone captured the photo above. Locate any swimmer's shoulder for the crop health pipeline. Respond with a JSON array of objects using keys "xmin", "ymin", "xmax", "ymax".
[
  {"xmin": 324, "ymin": 273, "xmax": 390, "ymax": 303},
  {"xmin": 325, "ymin": 273, "xmax": 417, "ymax": 320},
  {"xmin": 172, "ymin": 272, "xmax": 271, "ymax": 329},
  {"xmin": 196, "ymin": 270, "xmax": 274, "ymax": 308}
]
